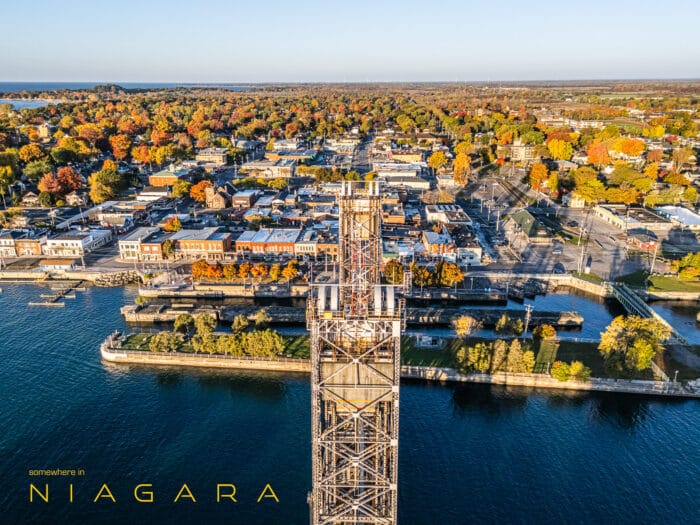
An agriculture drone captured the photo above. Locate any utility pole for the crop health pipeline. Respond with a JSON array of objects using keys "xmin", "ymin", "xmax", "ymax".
[
  {"xmin": 524, "ymin": 304, "xmax": 533, "ymax": 335},
  {"xmin": 650, "ymin": 241, "xmax": 659, "ymax": 274}
]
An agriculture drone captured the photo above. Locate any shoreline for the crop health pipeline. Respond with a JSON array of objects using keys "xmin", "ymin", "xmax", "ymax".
[{"xmin": 100, "ymin": 342, "xmax": 700, "ymax": 399}]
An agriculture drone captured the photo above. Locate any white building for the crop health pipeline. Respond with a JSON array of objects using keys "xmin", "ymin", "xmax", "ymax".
[{"xmin": 44, "ymin": 230, "xmax": 113, "ymax": 257}]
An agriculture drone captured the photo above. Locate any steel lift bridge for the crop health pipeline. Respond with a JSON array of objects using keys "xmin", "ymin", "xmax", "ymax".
[{"xmin": 307, "ymin": 180, "xmax": 405, "ymax": 525}]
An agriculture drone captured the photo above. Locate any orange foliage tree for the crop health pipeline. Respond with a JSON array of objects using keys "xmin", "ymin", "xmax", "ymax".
[
  {"xmin": 529, "ymin": 162, "xmax": 549, "ymax": 191},
  {"xmin": 190, "ymin": 180, "xmax": 213, "ymax": 202}
]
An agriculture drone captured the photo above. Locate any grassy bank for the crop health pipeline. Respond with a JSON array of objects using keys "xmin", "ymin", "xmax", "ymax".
[{"xmin": 120, "ymin": 333, "xmax": 697, "ymax": 381}]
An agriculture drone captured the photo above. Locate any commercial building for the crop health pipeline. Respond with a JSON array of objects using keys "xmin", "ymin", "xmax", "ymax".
[
  {"xmin": 148, "ymin": 165, "xmax": 191, "ymax": 187},
  {"xmin": 195, "ymin": 148, "xmax": 228, "ymax": 166},
  {"xmin": 169, "ymin": 228, "xmax": 233, "ymax": 260},
  {"xmin": 240, "ymin": 159, "xmax": 296, "ymax": 179},
  {"xmin": 594, "ymin": 205, "xmax": 672, "ymax": 232},
  {"xmin": 235, "ymin": 228, "xmax": 302, "ymax": 256},
  {"xmin": 44, "ymin": 230, "xmax": 113, "ymax": 257}
]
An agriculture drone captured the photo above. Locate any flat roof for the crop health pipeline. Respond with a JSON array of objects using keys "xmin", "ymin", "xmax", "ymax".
[{"xmin": 169, "ymin": 227, "xmax": 220, "ymax": 241}]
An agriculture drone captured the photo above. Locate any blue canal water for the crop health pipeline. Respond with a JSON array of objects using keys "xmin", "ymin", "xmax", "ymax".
[{"xmin": 0, "ymin": 284, "xmax": 698, "ymax": 525}]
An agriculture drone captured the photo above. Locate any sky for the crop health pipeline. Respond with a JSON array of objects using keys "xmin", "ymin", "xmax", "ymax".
[{"xmin": 3, "ymin": 0, "xmax": 700, "ymax": 83}]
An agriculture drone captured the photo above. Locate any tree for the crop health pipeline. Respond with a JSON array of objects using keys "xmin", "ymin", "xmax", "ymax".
[
  {"xmin": 281, "ymin": 260, "xmax": 299, "ymax": 281},
  {"xmin": 38, "ymin": 172, "xmax": 62, "ymax": 195},
  {"xmin": 24, "ymin": 159, "xmax": 53, "ymax": 181},
  {"xmin": 109, "ymin": 134, "xmax": 132, "ymax": 160},
  {"xmin": 38, "ymin": 191, "xmax": 53, "ymax": 207},
  {"xmin": 586, "ymin": 142, "xmax": 610, "ymax": 168},
  {"xmin": 598, "ymin": 315, "xmax": 672, "ymax": 374},
  {"xmin": 251, "ymin": 262, "xmax": 269, "ymax": 279},
  {"xmin": 672, "ymin": 148, "xmax": 695, "ymax": 172},
  {"xmin": 550, "ymin": 361, "xmax": 571, "ymax": 381},
  {"xmin": 171, "ymin": 180, "xmax": 192, "ymax": 198},
  {"xmin": 435, "ymin": 260, "xmax": 463, "ymax": 287},
  {"xmin": 238, "ymin": 261, "xmax": 252, "ymax": 279},
  {"xmin": 194, "ymin": 312, "xmax": 217, "ymax": 336},
  {"xmin": 88, "ymin": 168, "xmax": 121, "ymax": 204},
  {"xmin": 56, "ymin": 166, "xmax": 82, "ymax": 193},
  {"xmin": 547, "ymin": 139, "xmax": 573, "ymax": 161},
  {"xmin": 190, "ymin": 180, "xmax": 213, "ymax": 201},
  {"xmin": 456, "ymin": 342, "xmax": 491, "ymax": 373},
  {"xmin": 232, "ymin": 314, "xmax": 250, "ymax": 333},
  {"xmin": 569, "ymin": 361, "xmax": 591, "ymax": 382},
  {"xmin": 269, "ymin": 263, "xmax": 281, "ymax": 281},
  {"xmin": 410, "ymin": 263, "xmax": 432, "ymax": 288},
  {"xmin": 19, "ymin": 143, "xmax": 47, "ymax": 163},
  {"xmin": 495, "ymin": 314, "xmax": 524, "ymax": 336},
  {"xmin": 254, "ymin": 308, "xmax": 271, "ymax": 328},
  {"xmin": 663, "ymin": 172, "xmax": 690, "ymax": 186},
  {"xmin": 163, "ymin": 216, "xmax": 182, "ymax": 232},
  {"xmin": 428, "ymin": 151, "xmax": 448, "ymax": 171},
  {"xmin": 384, "ymin": 260, "xmax": 403, "ymax": 284},
  {"xmin": 173, "ymin": 314, "xmax": 195, "ymax": 336},
  {"xmin": 529, "ymin": 162, "xmax": 548, "ymax": 191},
  {"xmin": 0, "ymin": 165, "xmax": 14, "ymax": 207},
  {"xmin": 452, "ymin": 315, "xmax": 483, "ymax": 337},
  {"xmin": 533, "ymin": 324, "xmax": 556, "ymax": 339},
  {"xmin": 453, "ymin": 152, "xmax": 471, "ymax": 185},
  {"xmin": 149, "ymin": 331, "xmax": 181, "ymax": 352},
  {"xmin": 546, "ymin": 171, "xmax": 559, "ymax": 195}
]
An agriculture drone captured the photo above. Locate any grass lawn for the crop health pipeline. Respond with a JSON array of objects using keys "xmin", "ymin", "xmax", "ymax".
[
  {"xmin": 571, "ymin": 271, "xmax": 605, "ymax": 284},
  {"xmin": 122, "ymin": 333, "xmax": 152, "ymax": 350},
  {"xmin": 555, "ymin": 340, "xmax": 609, "ymax": 377},
  {"xmin": 401, "ymin": 336, "xmax": 457, "ymax": 367},
  {"xmin": 648, "ymin": 275, "xmax": 700, "ymax": 292},
  {"xmin": 533, "ymin": 339, "xmax": 558, "ymax": 373}
]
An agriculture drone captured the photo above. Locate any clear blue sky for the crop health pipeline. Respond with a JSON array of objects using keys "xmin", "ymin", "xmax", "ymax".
[{"xmin": 3, "ymin": 0, "xmax": 699, "ymax": 82}]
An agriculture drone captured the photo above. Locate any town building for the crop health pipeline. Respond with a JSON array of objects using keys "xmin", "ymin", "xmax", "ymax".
[
  {"xmin": 168, "ymin": 228, "xmax": 233, "ymax": 260},
  {"xmin": 657, "ymin": 205, "xmax": 700, "ymax": 231},
  {"xmin": 148, "ymin": 165, "xmax": 191, "ymax": 187},
  {"xmin": 231, "ymin": 189, "xmax": 261, "ymax": 209},
  {"xmin": 240, "ymin": 159, "xmax": 296, "ymax": 179},
  {"xmin": 594, "ymin": 205, "xmax": 672, "ymax": 232},
  {"xmin": 44, "ymin": 229, "xmax": 113, "ymax": 257},
  {"xmin": 195, "ymin": 148, "xmax": 228, "ymax": 166},
  {"xmin": 235, "ymin": 228, "xmax": 302, "ymax": 256}
]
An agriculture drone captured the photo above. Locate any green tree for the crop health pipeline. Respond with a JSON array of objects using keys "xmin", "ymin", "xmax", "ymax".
[
  {"xmin": 171, "ymin": 180, "xmax": 192, "ymax": 198},
  {"xmin": 254, "ymin": 308, "xmax": 271, "ymax": 328},
  {"xmin": 384, "ymin": 260, "xmax": 404, "ymax": 284},
  {"xmin": 149, "ymin": 331, "xmax": 181, "ymax": 352},
  {"xmin": 533, "ymin": 324, "xmax": 556, "ymax": 339},
  {"xmin": 598, "ymin": 315, "xmax": 672, "ymax": 374},
  {"xmin": 569, "ymin": 361, "xmax": 591, "ymax": 382},
  {"xmin": 232, "ymin": 314, "xmax": 250, "ymax": 333},
  {"xmin": 550, "ymin": 361, "xmax": 571, "ymax": 381},
  {"xmin": 194, "ymin": 312, "xmax": 217, "ymax": 336},
  {"xmin": 173, "ymin": 313, "xmax": 195, "ymax": 337}
]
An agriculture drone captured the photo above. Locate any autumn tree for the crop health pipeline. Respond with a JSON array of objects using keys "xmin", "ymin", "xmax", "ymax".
[
  {"xmin": 672, "ymin": 148, "xmax": 694, "ymax": 172},
  {"xmin": 383, "ymin": 260, "xmax": 404, "ymax": 284},
  {"xmin": 452, "ymin": 315, "xmax": 483, "ymax": 337},
  {"xmin": 586, "ymin": 142, "xmax": 610, "ymax": 168},
  {"xmin": 238, "ymin": 261, "xmax": 252, "ymax": 279},
  {"xmin": 173, "ymin": 314, "xmax": 195, "ymax": 336},
  {"xmin": 171, "ymin": 180, "xmax": 192, "ymax": 198},
  {"xmin": 163, "ymin": 216, "xmax": 182, "ymax": 232},
  {"xmin": 88, "ymin": 167, "xmax": 121, "ymax": 204},
  {"xmin": 529, "ymin": 162, "xmax": 548, "ymax": 191},
  {"xmin": 428, "ymin": 151, "xmax": 448, "ymax": 171},
  {"xmin": 547, "ymin": 139, "xmax": 573, "ymax": 161},
  {"xmin": 190, "ymin": 180, "xmax": 213, "ymax": 201},
  {"xmin": 598, "ymin": 315, "xmax": 672, "ymax": 375},
  {"xmin": 281, "ymin": 260, "xmax": 299, "ymax": 281},
  {"xmin": 453, "ymin": 152, "xmax": 471, "ymax": 184},
  {"xmin": 109, "ymin": 134, "xmax": 132, "ymax": 160},
  {"xmin": 19, "ymin": 144, "xmax": 47, "ymax": 164},
  {"xmin": 269, "ymin": 263, "xmax": 281, "ymax": 281}
]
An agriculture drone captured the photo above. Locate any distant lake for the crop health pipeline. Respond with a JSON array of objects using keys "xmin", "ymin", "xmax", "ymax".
[
  {"xmin": 0, "ymin": 99, "xmax": 59, "ymax": 110},
  {"xmin": 0, "ymin": 82, "xmax": 251, "ymax": 94}
]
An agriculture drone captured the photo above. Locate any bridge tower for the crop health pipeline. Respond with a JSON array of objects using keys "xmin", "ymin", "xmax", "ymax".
[{"xmin": 308, "ymin": 180, "xmax": 403, "ymax": 524}]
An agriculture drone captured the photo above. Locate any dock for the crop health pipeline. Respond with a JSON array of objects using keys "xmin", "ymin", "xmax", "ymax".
[{"xmin": 27, "ymin": 281, "xmax": 84, "ymax": 307}]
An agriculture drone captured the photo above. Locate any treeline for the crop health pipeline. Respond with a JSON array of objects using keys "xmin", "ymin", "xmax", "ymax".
[
  {"xmin": 191, "ymin": 259, "xmax": 299, "ymax": 282},
  {"xmin": 149, "ymin": 312, "xmax": 286, "ymax": 358}
]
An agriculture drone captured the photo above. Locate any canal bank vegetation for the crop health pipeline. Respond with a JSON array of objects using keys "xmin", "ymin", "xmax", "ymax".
[
  {"xmin": 598, "ymin": 315, "xmax": 671, "ymax": 377},
  {"xmin": 616, "ymin": 269, "xmax": 700, "ymax": 293}
]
